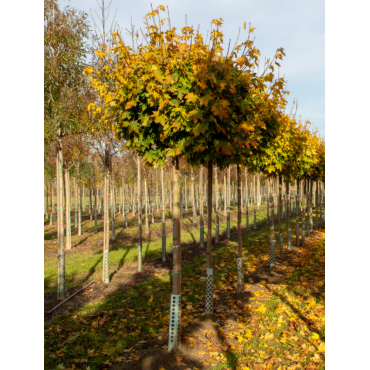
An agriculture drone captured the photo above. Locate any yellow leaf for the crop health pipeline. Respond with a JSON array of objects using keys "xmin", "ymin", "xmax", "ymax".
[
  {"xmin": 236, "ymin": 55, "xmax": 247, "ymax": 67},
  {"xmin": 237, "ymin": 336, "xmax": 246, "ymax": 343},
  {"xmin": 149, "ymin": 295, "xmax": 153, "ymax": 303},
  {"xmin": 84, "ymin": 67, "xmax": 94, "ymax": 75},
  {"xmin": 318, "ymin": 342, "xmax": 325, "ymax": 352},
  {"xmin": 255, "ymin": 304, "xmax": 267, "ymax": 313},
  {"xmin": 311, "ymin": 333, "xmax": 320, "ymax": 340},
  {"xmin": 244, "ymin": 329, "xmax": 252, "ymax": 338}
]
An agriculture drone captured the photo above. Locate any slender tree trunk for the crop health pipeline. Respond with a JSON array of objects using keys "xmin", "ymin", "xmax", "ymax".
[
  {"xmin": 78, "ymin": 163, "xmax": 82, "ymax": 236},
  {"xmin": 269, "ymin": 190, "xmax": 276, "ymax": 269},
  {"xmin": 102, "ymin": 145, "xmax": 111, "ymax": 284},
  {"xmin": 56, "ymin": 130, "xmax": 65, "ymax": 300},
  {"xmin": 223, "ymin": 175, "xmax": 227, "ymax": 216},
  {"xmin": 199, "ymin": 166, "xmax": 204, "ymax": 248},
  {"xmin": 191, "ymin": 168, "xmax": 196, "ymax": 223},
  {"xmin": 89, "ymin": 179, "xmax": 93, "ymax": 221},
  {"xmin": 266, "ymin": 177, "xmax": 270, "ymax": 226},
  {"xmin": 137, "ymin": 156, "xmax": 143, "ymax": 272},
  {"xmin": 161, "ymin": 166, "xmax": 166, "ymax": 261},
  {"xmin": 278, "ymin": 175, "xmax": 283, "ymax": 260},
  {"xmin": 227, "ymin": 167, "xmax": 231, "ymax": 238},
  {"xmin": 214, "ymin": 165, "xmax": 219, "ymax": 242},
  {"xmin": 65, "ymin": 170, "xmax": 72, "ymax": 250},
  {"xmin": 257, "ymin": 172, "xmax": 261, "ymax": 210},
  {"xmin": 296, "ymin": 180, "xmax": 300, "ymax": 246},
  {"xmin": 111, "ymin": 180, "xmax": 115, "ymax": 240},
  {"xmin": 245, "ymin": 168, "xmax": 249, "ymax": 229},
  {"xmin": 237, "ymin": 166, "xmax": 244, "ymax": 293},
  {"xmin": 50, "ymin": 183, "xmax": 54, "ymax": 225},
  {"xmin": 286, "ymin": 180, "xmax": 292, "ymax": 251},
  {"xmin": 205, "ymin": 161, "xmax": 213, "ymax": 314},
  {"xmin": 168, "ymin": 156, "xmax": 181, "ymax": 352},
  {"xmin": 74, "ymin": 178, "xmax": 77, "ymax": 227},
  {"xmin": 45, "ymin": 182, "xmax": 49, "ymax": 219},
  {"xmin": 144, "ymin": 178, "xmax": 149, "ymax": 233}
]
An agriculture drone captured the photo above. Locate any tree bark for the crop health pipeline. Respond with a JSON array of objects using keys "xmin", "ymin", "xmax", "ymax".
[
  {"xmin": 223, "ymin": 174, "xmax": 227, "ymax": 216},
  {"xmin": 227, "ymin": 166, "xmax": 231, "ymax": 238},
  {"xmin": 237, "ymin": 166, "xmax": 244, "ymax": 294},
  {"xmin": 205, "ymin": 161, "xmax": 214, "ymax": 315},
  {"xmin": 278, "ymin": 175, "xmax": 283, "ymax": 259},
  {"xmin": 137, "ymin": 156, "xmax": 143, "ymax": 272},
  {"xmin": 144, "ymin": 178, "xmax": 149, "ymax": 232},
  {"xmin": 56, "ymin": 130, "xmax": 65, "ymax": 300},
  {"xmin": 65, "ymin": 170, "xmax": 72, "ymax": 250},
  {"xmin": 214, "ymin": 165, "xmax": 219, "ymax": 242},
  {"xmin": 191, "ymin": 168, "xmax": 196, "ymax": 223},
  {"xmin": 199, "ymin": 165, "xmax": 204, "ymax": 248},
  {"xmin": 78, "ymin": 163, "xmax": 82, "ymax": 236}
]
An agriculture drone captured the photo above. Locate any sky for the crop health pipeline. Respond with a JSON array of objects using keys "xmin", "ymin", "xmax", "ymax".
[{"xmin": 61, "ymin": 0, "xmax": 325, "ymax": 138}]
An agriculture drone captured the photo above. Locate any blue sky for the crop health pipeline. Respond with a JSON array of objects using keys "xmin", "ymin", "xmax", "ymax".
[{"xmin": 62, "ymin": 0, "xmax": 325, "ymax": 137}]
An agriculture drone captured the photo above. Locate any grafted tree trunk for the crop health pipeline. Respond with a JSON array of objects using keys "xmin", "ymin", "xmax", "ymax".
[{"xmin": 168, "ymin": 156, "xmax": 181, "ymax": 352}]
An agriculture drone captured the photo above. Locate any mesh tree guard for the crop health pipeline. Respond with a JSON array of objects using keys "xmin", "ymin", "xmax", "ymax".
[
  {"xmin": 236, "ymin": 257, "xmax": 244, "ymax": 293},
  {"xmin": 205, "ymin": 268, "xmax": 214, "ymax": 315},
  {"xmin": 168, "ymin": 294, "xmax": 181, "ymax": 352},
  {"xmin": 103, "ymin": 249, "xmax": 110, "ymax": 284},
  {"xmin": 200, "ymin": 226, "xmax": 204, "ymax": 248},
  {"xmin": 58, "ymin": 252, "xmax": 65, "ymax": 299},
  {"xmin": 287, "ymin": 228, "xmax": 292, "ymax": 251}
]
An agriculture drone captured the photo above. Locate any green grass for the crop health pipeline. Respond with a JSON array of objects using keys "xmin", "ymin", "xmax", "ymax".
[
  {"xmin": 44, "ymin": 205, "xmax": 325, "ymax": 370},
  {"xmin": 44, "ymin": 203, "xmax": 273, "ymax": 293}
]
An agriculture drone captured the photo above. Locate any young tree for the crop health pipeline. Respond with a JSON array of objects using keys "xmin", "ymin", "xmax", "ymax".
[
  {"xmin": 44, "ymin": 0, "xmax": 92, "ymax": 300},
  {"xmin": 86, "ymin": 6, "xmax": 286, "ymax": 349}
]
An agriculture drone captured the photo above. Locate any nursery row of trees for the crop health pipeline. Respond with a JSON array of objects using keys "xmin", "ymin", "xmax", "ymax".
[{"xmin": 44, "ymin": 1, "xmax": 325, "ymax": 351}]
